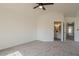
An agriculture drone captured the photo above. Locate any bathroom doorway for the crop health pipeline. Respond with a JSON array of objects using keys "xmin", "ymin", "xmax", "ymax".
[
  {"xmin": 54, "ymin": 21, "xmax": 61, "ymax": 41},
  {"xmin": 66, "ymin": 22, "xmax": 74, "ymax": 40}
]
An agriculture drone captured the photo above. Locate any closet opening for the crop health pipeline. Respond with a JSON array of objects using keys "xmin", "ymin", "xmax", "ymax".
[{"xmin": 66, "ymin": 22, "xmax": 74, "ymax": 40}]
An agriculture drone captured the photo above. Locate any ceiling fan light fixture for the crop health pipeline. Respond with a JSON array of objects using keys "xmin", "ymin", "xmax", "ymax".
[
  {"xmin": 33, "ymin": 3, "xmax": 54, "ymax": 10},
  {"xmin": 39, "ymin": 6, "xmax": 43, "ymax": 9}
]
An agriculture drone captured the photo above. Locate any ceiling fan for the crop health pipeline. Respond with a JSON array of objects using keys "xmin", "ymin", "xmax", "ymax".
[{"xmin": 33, "ymin": 3, "xmax": 54, "ymax": 10}]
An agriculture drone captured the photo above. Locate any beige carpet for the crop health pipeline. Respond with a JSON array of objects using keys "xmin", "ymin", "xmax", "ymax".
[
  {"xmin": 0, "ymin": 40, "xmax": 79, "ymax": 56},
  {"xmin": 6, "ymin": 51, "xmax": 22, "ymax": 56}
]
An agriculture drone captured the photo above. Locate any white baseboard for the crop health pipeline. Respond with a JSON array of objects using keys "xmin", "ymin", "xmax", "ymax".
[{"xmin": 38, "ymin": 40, "xmax": 53, "ymax": 42}]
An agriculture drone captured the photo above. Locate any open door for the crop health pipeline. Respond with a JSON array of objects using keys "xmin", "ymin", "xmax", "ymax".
[
  {"xmin": 66, "ymin": 22, "xmax": 74, "ymax": 40},
  {"xmin": 54, "ymin": 21, "xmax": 61, "ymax": 41}
]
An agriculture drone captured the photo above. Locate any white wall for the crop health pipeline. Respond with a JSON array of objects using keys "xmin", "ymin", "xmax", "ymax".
[
  {"xmin": 37, "ymin": 12, "xmax": 64, "ymax": 41},
  {"xmin": 0, "ymin": 4, "xmax": 38, "ymax": 50},
  {"xmin": 75, "ymin": 12, "xmax": 79, "ymax": 41},
  {"xmin": 75, "ymin": 17, "xmax": 79, "ymax": 42},
  {"xmin": 64, "ymin": 17, "xmax": 75, "ymax": 23}
]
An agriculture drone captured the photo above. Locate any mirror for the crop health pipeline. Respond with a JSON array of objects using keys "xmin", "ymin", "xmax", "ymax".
[{"xmin": 54, "ymin": 21, "xmax": 61, "ymax": 32}]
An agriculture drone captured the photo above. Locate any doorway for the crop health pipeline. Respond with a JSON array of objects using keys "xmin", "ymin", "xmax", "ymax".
[
  {"xmin": 66, "ymin": 22, "xmax": 74, "ymax": 40},
  {"xmin": 54, "ymin": 21, "xmax": 61, "ymax": 41}
]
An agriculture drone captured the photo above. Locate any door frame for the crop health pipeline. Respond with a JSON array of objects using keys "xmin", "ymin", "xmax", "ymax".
[{"xmin": 53, "ymin": 20, "xmax": 64, "ymax": 42}]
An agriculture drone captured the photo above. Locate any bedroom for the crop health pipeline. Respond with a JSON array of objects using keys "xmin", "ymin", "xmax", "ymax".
[{"xmin": 0, "ymin": 3, "xmax": 79, "ymax": 56}]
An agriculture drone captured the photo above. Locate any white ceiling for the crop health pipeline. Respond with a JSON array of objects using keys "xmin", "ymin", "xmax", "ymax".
[
  {"xmin": 0, "ymin": 3, "xmax": 79, "ymax": 17},
  {"xmin": 33, "ymin": 3, "xmax": 79, "ymax": 17},
  {"xmin": 47, "ymin": 3, "xmax": 79, "ymax": 16}
]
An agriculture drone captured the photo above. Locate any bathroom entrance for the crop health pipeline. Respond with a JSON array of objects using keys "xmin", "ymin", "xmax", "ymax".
[{"xmin": 54, "ymin": 21, "xmax": 61, "ymax": 41}]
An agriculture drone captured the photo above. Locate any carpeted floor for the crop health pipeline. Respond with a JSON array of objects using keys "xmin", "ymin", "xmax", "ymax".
[{"xmin": 0, "ymin": 40, "xmax": 79, "ymax": 56}]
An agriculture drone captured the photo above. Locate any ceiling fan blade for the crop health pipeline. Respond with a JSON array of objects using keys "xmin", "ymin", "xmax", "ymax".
[
  {"xmin": 42, "ymin": 3, "xmax": 54, "ymax": 5},
  {"xmin": 42, "ymin": 6, "xmax": 46, "ymax": 10},
  {"xmin": 33, "ymin": 5, "xmax": 39, "ymax": 9}
]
